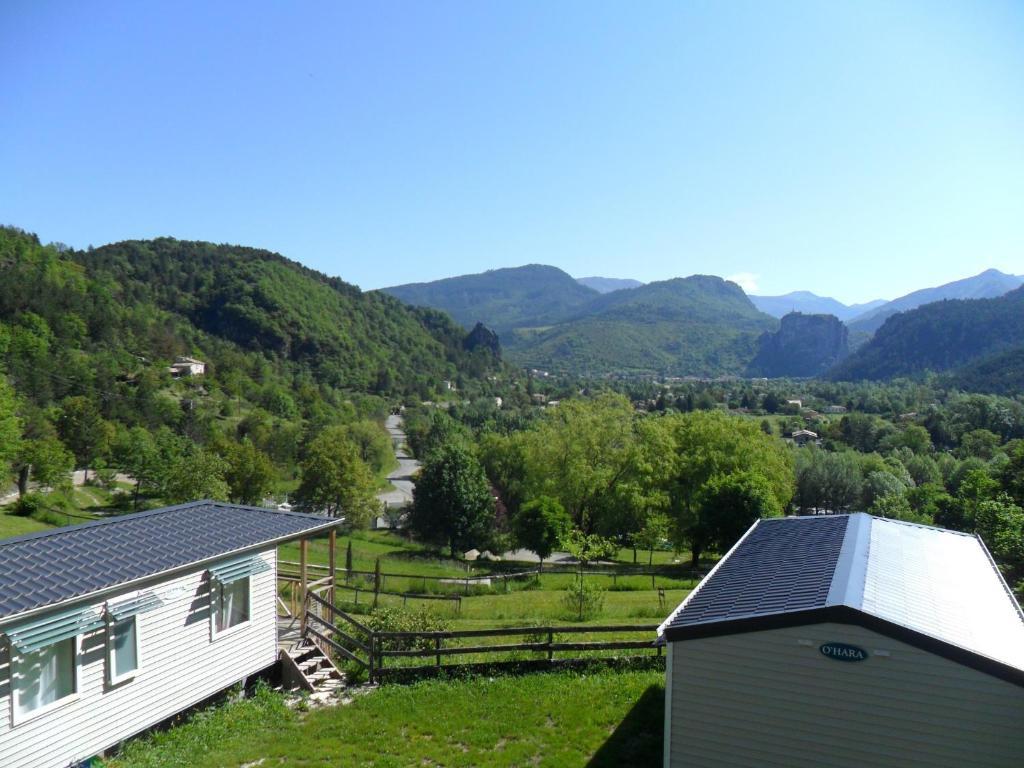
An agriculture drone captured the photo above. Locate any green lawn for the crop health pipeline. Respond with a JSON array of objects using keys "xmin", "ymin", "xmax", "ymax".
[
  {"xmin": 0, "ymin": 510, "xmax": 53, "ymax": 539},
  {"xmin": 106, "ymin": 669, "xmax": 665, "ymax": 768}
]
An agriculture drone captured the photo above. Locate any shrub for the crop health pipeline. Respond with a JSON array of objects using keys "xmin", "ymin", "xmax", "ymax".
[
  {"xmin": 561, "ymin": 579, "xmax": 605, "ymax": 621},
  {"xmin": 364, "ymin": 606, "xmax": 452, "ymax": 653},
  {"xmin": 10, "ymin": 493, "xmax": 43, "ymax": 517}
]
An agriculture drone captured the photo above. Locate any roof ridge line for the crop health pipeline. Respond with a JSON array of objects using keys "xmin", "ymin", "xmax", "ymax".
[
  {"xmin": 0, "ymin": 500, "xmax": 331, "ymax": 549},
  {"xmin": 656, "ymin": 516, "xmax": 763, "ymax": 637}
]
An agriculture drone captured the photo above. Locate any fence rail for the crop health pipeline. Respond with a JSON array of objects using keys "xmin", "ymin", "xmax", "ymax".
[{"xmin": 296, "ymin": 590, "xmax": 659, "ymax": 682}]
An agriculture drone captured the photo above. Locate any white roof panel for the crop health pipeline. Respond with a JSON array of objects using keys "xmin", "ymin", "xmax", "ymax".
[{"xmin": 861, "ymin": 516, "xmax": 1024, "ymax": 671}]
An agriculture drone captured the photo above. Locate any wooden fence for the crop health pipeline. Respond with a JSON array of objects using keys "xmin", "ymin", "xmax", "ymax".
[
  {"xmin": 299, "ymin": 590, "xmax": 659, "ymax": 682},
  {"xmin": 280, "ymin": 559, "xmax": 697, "ymax": 594}
]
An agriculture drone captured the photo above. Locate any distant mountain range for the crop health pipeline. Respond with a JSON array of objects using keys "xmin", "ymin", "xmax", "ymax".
[
  {"xmin": 749, "ymin": 292, "xmax": 886, "ymax": 322},
  {"xmin": 576, "ymin": 276, "xmax": 644, "ymax": 294},
  {"xmin": 383, "ymin": 264, "xmax": 1024, "ymax": 381},
  {"xmin": 383, "ymin": 265, "xmax": 599, "ymax": 336},
  {"xmin": 845, "ymin": 269, "xmax": 1023, "ymax": 334},
  {"xmin": 384, "ymin": 268, "xmax": 776, "ymax": 376}
]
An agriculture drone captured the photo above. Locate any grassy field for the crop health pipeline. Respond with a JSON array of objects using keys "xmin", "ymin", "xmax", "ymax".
[
  {"xmin": 106, "ymin": 669, "xmax": 665, "ymax": 768},
  {"xmin": 0, "ymin": 509, "xmax": 53, "ymax": 539}
]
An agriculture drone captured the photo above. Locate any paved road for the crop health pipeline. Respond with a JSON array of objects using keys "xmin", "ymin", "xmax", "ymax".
[{"xmin": 377, "ymin": 414, "xmax": 420, "ymax": 509}]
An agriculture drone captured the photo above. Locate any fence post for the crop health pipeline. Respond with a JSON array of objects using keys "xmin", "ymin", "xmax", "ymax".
[
  {"xmin": 435, "ymin": 636, "xmax": 442, "ymax": 668},
  {"xmin": 368, "ymin": 632, "xmax": 375, "ymax": 683},
  {"xmin": 374, "ymin": 558, "xmax": 381, "ymax": 608},
  {"xmin": 547, "ymin": 630, "xmax": 554, "ymax": 662}
]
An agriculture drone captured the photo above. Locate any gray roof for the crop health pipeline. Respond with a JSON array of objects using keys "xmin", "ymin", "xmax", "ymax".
[
  {"xmin": 660, "ymin": 513, "xmax": 1024, "ymax": 680},
  {"xmin": 0, "ymin": 500, "xmax": 340, "ymax": 625}
]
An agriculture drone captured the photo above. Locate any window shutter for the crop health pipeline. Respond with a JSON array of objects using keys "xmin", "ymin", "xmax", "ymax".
[
  {"xmin": 5, "ymin": 605, "xmax": 105, "ymax": 653},
  {"xmin": 107, "ymin": 592, "xmax": 163, "ymax": 621},
  {"xmin": 208, "ymin": 554, "xmax": 271, "ymax": 584}
]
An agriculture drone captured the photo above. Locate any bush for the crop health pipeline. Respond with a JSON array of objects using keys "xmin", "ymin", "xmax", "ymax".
[
  {"xmin": 10, "ymin": 493, "xmax": 44, "ymax": 517},
  {"xmin": 561, "ymin": 579, "xmax": 605, "ymax": 621},
  {"xmin": 364, "ymin": 606, "xmax": 452, "ymax": 653}
]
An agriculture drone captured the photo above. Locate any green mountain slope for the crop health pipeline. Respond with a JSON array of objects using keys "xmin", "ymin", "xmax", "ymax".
[
  {"xmin": 828, "ymin": 286, "xmax": 1024, "ymax": 381},
  {"xmin": 947, "ymin": 346, "xmax": 1024, "ymax": 396},
  {"xmin": 79, "ymin": 238, "xmax": 494, "ymax": 395},
  {"xmin": 507, "ymin": 276, "xmax": 777, "ymax": 376},
  {"xmin": 381, "ymin": 265, "xmax": 599, "ymax": 333}
]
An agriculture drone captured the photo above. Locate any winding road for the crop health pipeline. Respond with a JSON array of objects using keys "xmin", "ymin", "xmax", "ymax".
[{"xmin": 377, "ymin": 414, "xmax": 420, "ymax": 509}]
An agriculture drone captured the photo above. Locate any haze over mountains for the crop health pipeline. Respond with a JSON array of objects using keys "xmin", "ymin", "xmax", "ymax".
[
  {"xmin": 749, "ymin": 292, "xmax": 887, "ymax": 322},
  {"xmin": 575, "ymin": 277, "xmax": 644, "ymax": 294}
]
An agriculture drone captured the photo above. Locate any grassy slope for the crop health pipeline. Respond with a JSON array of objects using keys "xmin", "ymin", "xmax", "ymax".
[
  {"xmin": 107, "ymin": 670, "xmax": 665, "ymax": 768},
  {"xmin": 0, "ymin": 510, "xmax": 52, "ymax": 538}
]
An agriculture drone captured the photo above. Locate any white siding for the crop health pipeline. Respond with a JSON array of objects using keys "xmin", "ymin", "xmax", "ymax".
[
  {"xmin": 0, "ymin": 548, "xmax": 278, "ymax": 768},
  {"xmin": 669, "ymin": 622, "xmax": 1024, "ymax": 768}
]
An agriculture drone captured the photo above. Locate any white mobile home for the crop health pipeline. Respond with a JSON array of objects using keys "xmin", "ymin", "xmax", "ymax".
[
  {"xmin": 659, "ymin": 513, "xmax": 1024, "ymax": 768},
  {"xmin": 0, "ymin": 500, "xmax": 342, "ymax": 768}
]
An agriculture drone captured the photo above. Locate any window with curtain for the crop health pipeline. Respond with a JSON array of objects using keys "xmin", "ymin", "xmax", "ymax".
[
  {"xmin": 108, "ymin": 616, "xmax": 138, "ymax": 683},
  {"xmin": 14, "ymin": 637, "xmax": 76, "ymax": 719},
  {"xmin": 215, "ymin": 576, "xmax": 251, "ymax": 633}
]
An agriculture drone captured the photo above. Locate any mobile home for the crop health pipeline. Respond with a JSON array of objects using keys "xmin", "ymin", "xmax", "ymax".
[
  {"xmin": 659, "ymin": 513, "xmax": 1024, "ymax": 768},
  {"xmin": 0, "ymin": 500, "xmax": 342, "ymax": 768}
]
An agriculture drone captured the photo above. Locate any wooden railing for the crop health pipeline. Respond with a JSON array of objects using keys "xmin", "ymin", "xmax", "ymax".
[
  {"xmin": 373, "ymin": 624, "xmax": 660, "ymax": 677},
  {"xmin": 297, "ymin": 593, "xmax": 659, "ymax": 682}
]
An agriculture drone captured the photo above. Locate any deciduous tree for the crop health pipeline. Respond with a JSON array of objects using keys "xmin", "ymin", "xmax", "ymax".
[{"xmin": 409, "ymin": 442, "xmax": 494, "ymax": 557}]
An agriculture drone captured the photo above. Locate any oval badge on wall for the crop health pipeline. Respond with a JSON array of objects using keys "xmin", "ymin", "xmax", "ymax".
[{"xmin": 820, "ymin": 642, "xmax": 868, "ymax": 662}]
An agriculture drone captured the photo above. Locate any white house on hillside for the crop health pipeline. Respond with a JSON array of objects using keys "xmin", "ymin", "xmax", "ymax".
[
  {"xmin": 0, "ymin": 500, "xmax": 342, "ymax": 768},
  {"xmin": 168, "ymin": 356, "xmax": 206, "ymax": 377}
]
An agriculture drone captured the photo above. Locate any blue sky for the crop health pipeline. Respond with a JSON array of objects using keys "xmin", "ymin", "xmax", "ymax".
[{"xmin": 2, "ymin": 1, "xmax": 1022, "ymax": 302}]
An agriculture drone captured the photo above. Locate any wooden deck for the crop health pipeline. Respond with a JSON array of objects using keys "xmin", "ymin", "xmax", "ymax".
[{"xmin": 277, "ymin": 615, "xmax": 303, "ymax": 653}]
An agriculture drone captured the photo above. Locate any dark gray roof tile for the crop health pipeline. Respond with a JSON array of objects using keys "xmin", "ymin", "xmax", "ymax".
[{"xmin": 0, "ymin": 500, "xmax": 340, "ymax": 623}]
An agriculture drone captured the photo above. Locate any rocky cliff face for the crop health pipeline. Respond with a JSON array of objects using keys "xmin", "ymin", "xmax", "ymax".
[
  {"xmin": 747, "ymin": 312, "xmax": 848, "ymax": 378},
  {"xmin": 463, "ymin": 322, "xmax": 501, "ymax": 356}
]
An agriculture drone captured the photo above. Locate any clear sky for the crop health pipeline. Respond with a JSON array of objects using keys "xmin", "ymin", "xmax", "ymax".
[{"xmin": 2, "ymin": 1, "xmax": 1022, "ymax": 303}]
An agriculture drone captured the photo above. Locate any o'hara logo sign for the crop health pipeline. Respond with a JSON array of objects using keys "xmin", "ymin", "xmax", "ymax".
[{"xmin": 819, "ymin": 642, "xmax": 868, "ymax": 662}]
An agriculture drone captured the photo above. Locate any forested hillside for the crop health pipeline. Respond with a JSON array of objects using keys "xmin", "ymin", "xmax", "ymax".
[
  {"xmin": 0, "ymin": 226, "xmax": 504, "ymax": 520},
  {"xmin": 80, "ymin": 237, "xmax": 498, "ymax": 395},
  {"xmin": 383, "ymin": 265, "xmax": 600, "ymax": 334},
  {"xmin": 507, "ymin": 276, "xmax": 777, "ymax": 376},
  {"xmin": 829, "ymin": 287, "xmax": 1024, "ymax": 382}
]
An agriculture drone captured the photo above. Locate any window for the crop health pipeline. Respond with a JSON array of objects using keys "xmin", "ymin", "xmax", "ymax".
[
  {"xmin": 214, "ymin": 576, "xmax": 250, "ymax": 635},
  {"xmin": 108, "ymin": 615, "xmax": 139, "ymax": 684},
  {"xmin": 13, "ymin": 637, "xmax": 77, "ymax": 720}
]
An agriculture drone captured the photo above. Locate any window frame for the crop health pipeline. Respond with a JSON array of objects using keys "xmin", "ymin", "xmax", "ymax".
[
  {"xmin": 210, "ymin": 574, "xmax": 252, "ymax": 641},
  {"xmin": 10, "ymin": 634, "xmax": 81, "ymax": 725},
  {"xmin": 106, "ymin": 613, "xmax": 141, "ymax": 686}
]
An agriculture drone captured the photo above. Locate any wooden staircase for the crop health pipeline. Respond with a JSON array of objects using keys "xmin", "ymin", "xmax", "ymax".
[{"xmin": 280, "ymin": 640, "xmax": 346, "ymax": 699}]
